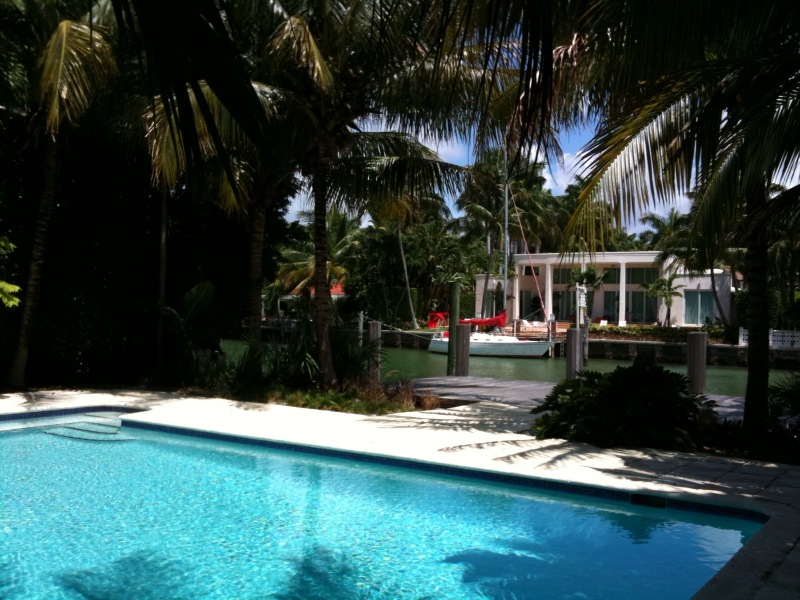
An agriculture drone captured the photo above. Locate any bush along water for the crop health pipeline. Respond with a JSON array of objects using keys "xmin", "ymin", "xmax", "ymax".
[{"xmin": 531, "ymin": 357, "xmax": 718, "ymax": 451}]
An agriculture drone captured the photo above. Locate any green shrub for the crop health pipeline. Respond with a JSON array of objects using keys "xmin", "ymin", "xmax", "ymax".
[
  {"xmin": 768, "ymin": 371, "xmax": 800, "ymax": 419},
  {"xmin": 531, "ymin": 358, "xmax": 717, "ymax": 451}
]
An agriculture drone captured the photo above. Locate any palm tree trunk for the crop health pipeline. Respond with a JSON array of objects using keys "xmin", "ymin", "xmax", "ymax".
[
  {"xmin": 312, "ymin": 169, "xmax": 338, "ymax": 388},
  {"xmin": 244, "ymin": 194, "xmax": 269, "ymax": 378},
  {"xmin": 397, "ymin": 222, "xmax": 419, "ymax": 329},
  {"xmin": 743, "ymin": 190, "xmax": 771, "ymax": 445},
  {"xmin": 156, "ymin": 185, "xmax": 168, "ymax": 381},
  {"xmin": 6, "ymin": 137, "xmax": 58, "ymax": 387}
]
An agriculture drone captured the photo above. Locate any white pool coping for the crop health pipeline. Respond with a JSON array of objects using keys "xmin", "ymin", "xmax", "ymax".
[{"xmin": 1, "ymin": 389, "xmax": 798, "ymax": 599}]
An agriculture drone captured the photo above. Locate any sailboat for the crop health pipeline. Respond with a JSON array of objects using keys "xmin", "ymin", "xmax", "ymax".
[{"xmin": 426, "ymin": 311, "xmax": 553, "ymax": 358}]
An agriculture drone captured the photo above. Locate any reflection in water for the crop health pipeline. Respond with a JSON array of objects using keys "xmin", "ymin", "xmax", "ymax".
[{"xmin": 382, "ymin": 348, "xmax": 779, "ymax": 396}]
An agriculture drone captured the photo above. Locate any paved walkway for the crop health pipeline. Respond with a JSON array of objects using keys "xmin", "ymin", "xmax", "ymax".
[
  {"xmin": 411, "ymin": 376, "xmax": 747, "ymax": 421},
  {"xmin": 0, "ymin": 388, "xmax": 798, "ymax": 599}
]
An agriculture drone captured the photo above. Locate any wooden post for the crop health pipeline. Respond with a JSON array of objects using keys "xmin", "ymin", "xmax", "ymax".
[
  {"xmin": 566, "ymin": 327, "xmax": 583, "ymax": 380},
  {"xmin": 455, "ymin": 323, "xmax": 471, "ymax": 376},
  {"xmin": 368, "ymin": 320, "xmax": 381, "ymax": 384},
  {"xmin": 687, "ymin": 331, "xmax": 707, "ymax": 394},
  {"xmin": 447, "ymin": 281, "xmax": 460, "ymax": 376}
]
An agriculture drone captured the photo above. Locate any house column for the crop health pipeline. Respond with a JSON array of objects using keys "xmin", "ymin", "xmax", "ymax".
[
  {"xmin": 511, "ymin": 261, "xmax": 520, "ymax": 321},
  {"xmin": 618, "ymin": 260, "xmax": 627, "ymax": 326},
  {"xmin": 545, "ymin": 262, "xmax": 553, "ymax": 320}
]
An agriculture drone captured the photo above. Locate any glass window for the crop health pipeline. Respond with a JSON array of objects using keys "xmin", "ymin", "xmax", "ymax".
[
  {"xmin": 685, "ymin": 291, "xmax": 715, "ymax": 325},
  {"xmin": 626, "ymin": 267, "xmax": 659, "ymax": 285},
  {"xmin": 603, "ymin": 291, "xmax": 618, "ymax": 320},
  {"xmin": 553, "ymin": 268, "xmax": 574, "ymax": 284},
  {"xmin": 625, "ymin": 291, "xmax": 657, "ymax": 323},
  {"xmin": 603, "ymin": 268, "xmax": 620, "ymax": 284},
  {"xmin": 552, "ymin": 291, "xmax": 576, "ymax": 321}
]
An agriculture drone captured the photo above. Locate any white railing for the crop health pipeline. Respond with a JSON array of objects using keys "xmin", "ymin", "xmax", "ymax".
[{"xmin": 739, "ymin": 328, "xmax": 800, "ymax": 348}]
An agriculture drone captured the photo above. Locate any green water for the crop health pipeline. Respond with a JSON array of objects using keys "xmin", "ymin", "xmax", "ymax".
[{"xmin": 381, "ymin": 347, "xmax": 788, "ymax": 397}]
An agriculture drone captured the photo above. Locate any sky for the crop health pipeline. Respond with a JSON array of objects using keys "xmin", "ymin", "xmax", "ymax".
[{"xmin": 287, "ymin": 124, "xmax": 693, "ymax": 233}]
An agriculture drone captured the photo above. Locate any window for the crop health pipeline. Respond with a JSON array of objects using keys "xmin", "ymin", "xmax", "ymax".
[
  {"xmin": 553, "ymin": 268, "xmax": 573, "ymax": 284},
  {"xmin": 603, "ymin": 291, "xmax": 619, "ymax": 320},
  {"xmin": 626, "ymin": 267, "xmax": 658, "ymax": 285},
  {"xmin": 523, "ymin": 266, "xmax": 539, "ymax": 276},
  {"xmin": 685, "ymin": 291, "xmax": 715, "ymax": 325},
  {"xmin": 603, "ymin": 268, "xmax": 620, "ymax": 284},
  {"xmin": 520, "ymin": 290, "xmax": 532, "ymax": 319},
  {"xmin": 625, "ymin": 291, "xmax": 657, "ymax": 323},
  {"xmin": 552, "ymin": 291, "xmax": 576, "ymax": 321}
]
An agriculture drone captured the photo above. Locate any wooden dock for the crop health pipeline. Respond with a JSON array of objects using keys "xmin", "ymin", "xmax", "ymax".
[{"xmin": 410, "ymin": 376, "xmax": 745, "ymax": 421}]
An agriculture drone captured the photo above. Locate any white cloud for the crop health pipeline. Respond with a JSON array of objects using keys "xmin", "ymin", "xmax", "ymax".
[{"xmin": 543, "ymin": 151, "xmax": 584, "ymax": 195}]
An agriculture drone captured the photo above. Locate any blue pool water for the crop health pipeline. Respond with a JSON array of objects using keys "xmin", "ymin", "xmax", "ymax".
[{"xmin": 1, "ymin": 422, "xmax": 762, "ymax": 599}]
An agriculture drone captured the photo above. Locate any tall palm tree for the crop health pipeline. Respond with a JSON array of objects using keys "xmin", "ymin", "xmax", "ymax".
[
  {"xmin": 146, "ymin": 81, "xmax": 299, "ymax": 377},
  {"xmin": 4, "ymin": 3, "xmax": 118, "ymax": 387},
  {"xmin": 456, "ymin": 147, "xmax": 556, "ymax": 314},
  {"xmin": 558, "ymin": 2, "xmax": 800, "ymax": 442},
  {"xmin": 260, "ymin": 2, "xmax": 505, "ymax": 387},
  {"xmin": 362, "ymin": 190, "xmax": 452, "ymax": 329}
]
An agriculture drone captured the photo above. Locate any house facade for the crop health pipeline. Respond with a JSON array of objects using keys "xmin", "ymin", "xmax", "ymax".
[{"xmin": 475, "ymin": 251, "xmax": 733, "ymax": 327}]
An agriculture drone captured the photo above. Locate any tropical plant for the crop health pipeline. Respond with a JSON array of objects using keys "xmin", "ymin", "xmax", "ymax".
[
  {"xmin": 145, "ymin": 79, "xmax": 300, "ymax": 380},
  {"xmin": 558, "ymin": 2, "xmax": 800, "ymax": 442},
  {"xmin": 640, "ymin": 273, "xmax": 686, "ymax": 327},
  {"xmin": 0, "ymin": 237, "xmax": 20, "ymax": 308},
  {"xmin": 4, "ymin": 3, "xmax": 118, "ymax": 387},
  {"xmin": 532, "ymin": 358, "xmax": 718, "ymax": 451},
  {"xmin": 260, "ymin": 1, "xmax": 502, "ymax": 388},
  {"xmin": 456, "ymin": 147, "xmax": 558, "ymax": 315}
]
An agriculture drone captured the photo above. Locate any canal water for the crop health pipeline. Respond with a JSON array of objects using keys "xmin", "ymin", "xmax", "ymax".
[{"xmin": 381, "ymin": 347, "xmax": 788, "ymax": 397}]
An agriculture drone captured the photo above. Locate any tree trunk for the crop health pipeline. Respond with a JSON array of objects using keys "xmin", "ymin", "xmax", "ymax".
[
  {"xmin": 244, "ymin": 194, "xmax": 269, "ymax": 379},
  {"xmin": 6, "ymin": 137, "xmax": 58, "ymax": 387},
  {"xmin": 312, "ymin": 170, "xmax": 338, "ymax": 388},
  {"xmin": 743, "ymin": 189, "xmax": 771, "ymax": 444},
  {"xmin": 156, "ymin": 186, "xmax": 168, "ymax": 381},
  {"xmin": 397, "ymin": 222, "xmax": 419, "ymax": 329}
]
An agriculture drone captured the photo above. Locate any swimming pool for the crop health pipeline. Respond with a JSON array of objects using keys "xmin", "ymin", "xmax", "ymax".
[{"xmin": 1, "ymin": 412, "xmax": 763, "ymax": 599}]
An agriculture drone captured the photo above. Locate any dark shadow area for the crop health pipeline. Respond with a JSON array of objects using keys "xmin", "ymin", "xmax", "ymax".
[{"xmin": 58, "ymin": 551, "xmax": 200, "ymax": 599}]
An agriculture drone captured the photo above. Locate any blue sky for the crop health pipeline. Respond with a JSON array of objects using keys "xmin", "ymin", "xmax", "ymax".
[{"xmin": 288, "ymin": 124, "xmax": 691, "ymax": 232}]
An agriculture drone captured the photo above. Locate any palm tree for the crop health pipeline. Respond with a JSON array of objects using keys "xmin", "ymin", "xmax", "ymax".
[
  {"xmin": 641, "ymin": 274, "xmax": 686, "ymax": 327},
  {"xmin": 260, "ymin": 2, "xmax": 506, "ymax": 387},
  {"xmin": 557, "ymin": 2, "xmax": 800, "ymax": 442},
  {"xmin": 4, "ymin": 4, "xmax": 118, "ymax": 387},
  {"xmin": 146, "ymin": 80, "xmax": 301, "ymax": 378},
  {"xmin": 275, "ymin": 208, "xmax": 359, "ymax": 297},
  {"xmin": 456, "ymin": 147, "xmax": 556, "ymax": 315}
]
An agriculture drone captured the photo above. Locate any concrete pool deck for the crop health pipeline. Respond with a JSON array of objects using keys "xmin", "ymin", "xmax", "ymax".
[{"xmin": 1, "ymin": 387, "xmax": 798, "ymax": 599}]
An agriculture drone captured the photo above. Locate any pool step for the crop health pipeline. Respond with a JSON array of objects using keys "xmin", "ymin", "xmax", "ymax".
[{"xmin": 45, "ymin": 422, "xmax": 135, "ymax": 442}]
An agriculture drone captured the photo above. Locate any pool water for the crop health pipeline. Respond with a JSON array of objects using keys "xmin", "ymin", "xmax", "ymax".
[{"xmin": 1, "ymin": 423, "xmax": 762, "ymax": 599}]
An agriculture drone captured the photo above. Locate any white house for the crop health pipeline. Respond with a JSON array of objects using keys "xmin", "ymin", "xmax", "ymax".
[{"xmin": 475, "ymin": 251, "xmax": 733, "ymax": 327}]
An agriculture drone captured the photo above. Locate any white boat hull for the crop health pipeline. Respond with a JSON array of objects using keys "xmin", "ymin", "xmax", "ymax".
[{"xmin": 427, "ymin": 332, "xmax": 552, "ymax": 358}]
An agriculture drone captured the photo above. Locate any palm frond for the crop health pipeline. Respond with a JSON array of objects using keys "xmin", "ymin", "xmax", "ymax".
[
  {"xmin": 270, "ymin": 16, "xmax": 333, "ymax": 92},
  {"xmin": 38, "ymin": 20, "xmax": 117, "ymax": 133}
]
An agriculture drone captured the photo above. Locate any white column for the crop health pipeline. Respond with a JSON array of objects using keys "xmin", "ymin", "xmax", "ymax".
[
  {"xmin": 618, "ymin": 261, "xmax": 627, "ymax": 326},
  {"xmin": 545, "ymin": 263, "xmax": 553, "ymax": 320},
  {"xmin": 511, "ymin": 261, "xmax": 520, "ymax": 321}
]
